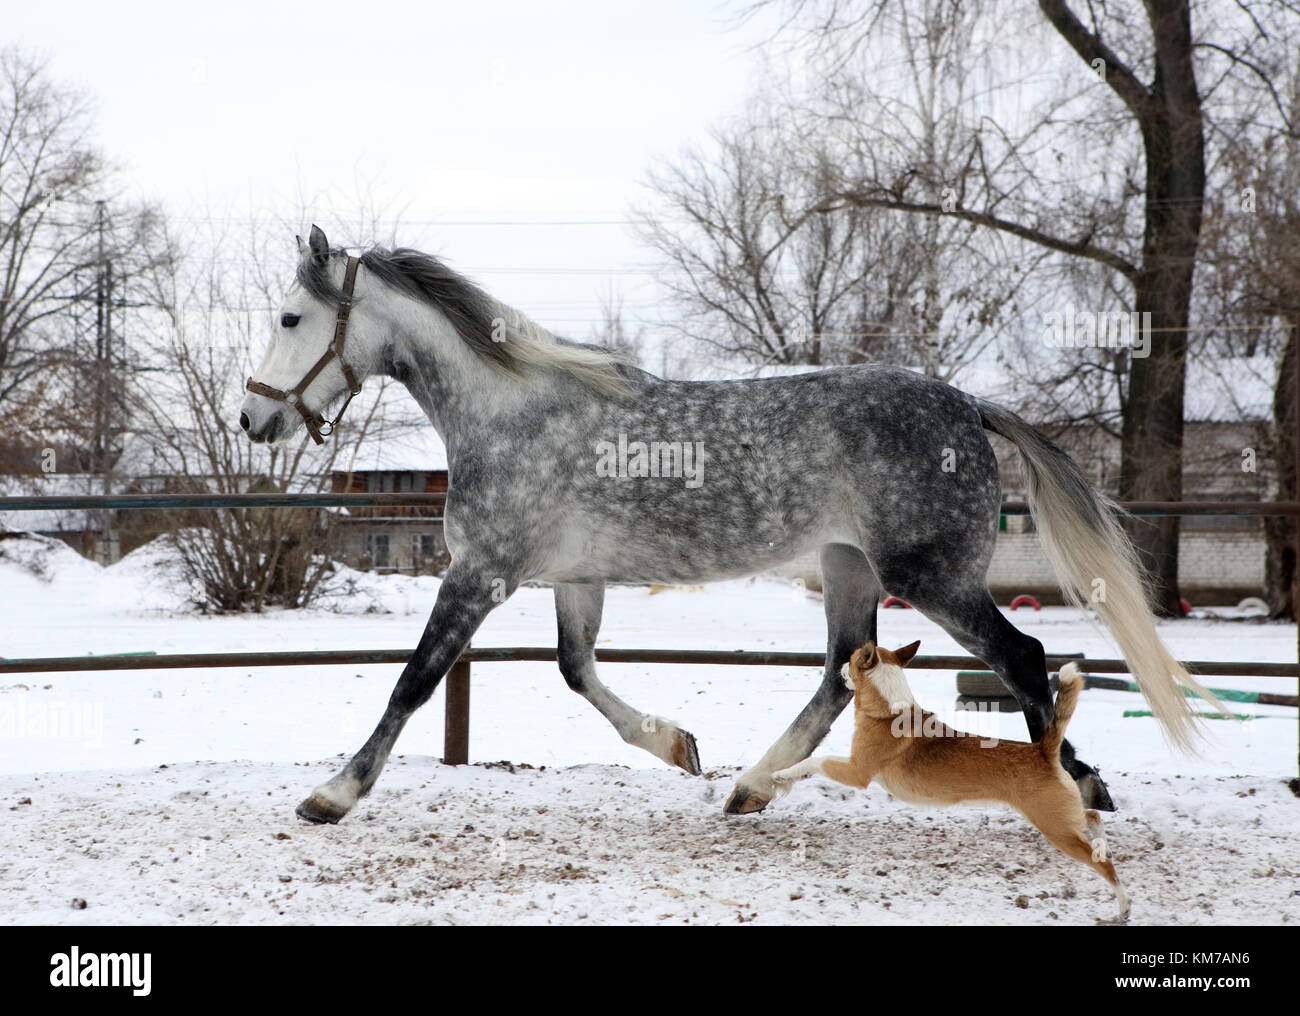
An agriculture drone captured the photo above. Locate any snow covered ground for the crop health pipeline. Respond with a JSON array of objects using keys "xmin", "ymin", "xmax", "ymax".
[{"xmin": 0, "ymin": 533, "xmax": 1297, "ymax": 925}]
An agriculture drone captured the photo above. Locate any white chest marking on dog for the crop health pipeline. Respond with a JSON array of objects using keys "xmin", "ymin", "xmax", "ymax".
[{"xmin": 869, "ymin": 662, "xmax": 917, "ymax": 712}]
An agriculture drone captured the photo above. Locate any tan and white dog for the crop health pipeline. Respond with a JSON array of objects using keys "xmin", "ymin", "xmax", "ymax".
[{"xmin": 772, "ymin": 640, "xmax": 1130, "ymax": 921}]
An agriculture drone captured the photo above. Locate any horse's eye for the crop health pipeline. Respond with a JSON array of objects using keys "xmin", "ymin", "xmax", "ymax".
[{"xmin": 281, "ymin": 313, "xmax": 301, "ymax": 328}]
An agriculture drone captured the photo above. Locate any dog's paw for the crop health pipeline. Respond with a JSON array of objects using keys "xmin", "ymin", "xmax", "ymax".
[
  {"xmin": 770, "ymin": 769, "xmax": 804, "ymax": 802},
  {"xmin": 771, "ymin": 764, "xmax": 813, "ymax": 793}
]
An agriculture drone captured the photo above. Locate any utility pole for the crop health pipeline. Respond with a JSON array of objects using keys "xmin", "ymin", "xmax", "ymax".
[{"xmin": 93, "ymin": 199, "xmax": 119, "ymax": 564}]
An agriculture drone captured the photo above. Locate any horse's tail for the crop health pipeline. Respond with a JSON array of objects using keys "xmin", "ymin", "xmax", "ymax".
[
  {"xmin": 976, "ymin": 399, "xmax": 1228, "ymax": 752},
  {"xmin": 1042, "ymin": 663, "xmax": 1083, "ymax": 761}
]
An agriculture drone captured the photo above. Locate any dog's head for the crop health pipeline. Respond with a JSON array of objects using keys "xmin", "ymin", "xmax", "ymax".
[{"xmin": 843, "ymin": 640, "xmax": 921, "ymax": 715}]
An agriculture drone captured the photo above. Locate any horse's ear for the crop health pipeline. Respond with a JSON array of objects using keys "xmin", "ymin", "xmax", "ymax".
[
  {"xmin": 895, "ymin": 640, "xmax": 922, "ymax": 667},
  {"xmin": 307, "ymin": 224, "xmax": 330, "ymax": 266},
  {"xmin": 296, "ymin": 233, "xmax": 307, "ymax": 257}
]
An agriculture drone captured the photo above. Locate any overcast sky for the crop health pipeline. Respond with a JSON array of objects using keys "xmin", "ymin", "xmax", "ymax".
[{"xmin": 11, "ymin": 0, "xmax": 782, "ymax": 355}]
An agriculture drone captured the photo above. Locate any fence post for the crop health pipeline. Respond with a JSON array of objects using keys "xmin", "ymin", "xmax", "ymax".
[{"xmin": 444, "ymin": 654, "xmax": 470, "ymax": 766}]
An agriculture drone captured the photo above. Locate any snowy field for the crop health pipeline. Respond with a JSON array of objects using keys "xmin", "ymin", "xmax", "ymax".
[{"xmin": 0, "ymin": 533, "xmax": 1297, "ymax": 925}]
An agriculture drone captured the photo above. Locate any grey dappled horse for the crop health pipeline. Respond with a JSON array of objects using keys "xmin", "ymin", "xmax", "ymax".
[{"xmin": 242, "ymin": 226, "xmax": 1219, "ymax": 824}]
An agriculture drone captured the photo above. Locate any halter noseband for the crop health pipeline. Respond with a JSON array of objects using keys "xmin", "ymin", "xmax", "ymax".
[{"xmin": 246, "ymin": 255, "xmax": 363, "ymax": 445}]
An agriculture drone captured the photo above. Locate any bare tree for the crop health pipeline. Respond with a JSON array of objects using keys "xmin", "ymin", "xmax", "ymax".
[
  {"xmin": 636, "ymin": 72, "xmax": 1029, "ymax": 381},
  {"xmin": 637, "ymin": 117, "xmax": 891, "ymax": 368},
  {"xmin": 750, "ymin": 0, "xmax": 1300, "ymax": 615},
  {"xmin": 1196, "ymin": 27, "xmax": 1300, "ymax": 618},
  {"xmin": 591, "ymin": 284, "xmax": 646, "ymax": 366},
  {"xmin": 0, "ymin": 48, "xmax": 158, "ymax": 458},
  {"xmin": 125, "ymin": 216, "xmax": 417, "ymax": 612}
]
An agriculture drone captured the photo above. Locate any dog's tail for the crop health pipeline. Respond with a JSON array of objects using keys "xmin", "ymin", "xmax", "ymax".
[
  {"xmin": 1041, "ymin": 663, "xmax": 1084, "ymax": 760},
  {"xmin": 977, "ymin": 398, "xmax": 1228, "ymax": 752}
]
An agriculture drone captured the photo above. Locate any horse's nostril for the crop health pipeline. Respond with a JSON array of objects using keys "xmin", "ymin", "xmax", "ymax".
[{"xmin": 239, "ymin": 413, "xmax": 250, "ymax": 431}]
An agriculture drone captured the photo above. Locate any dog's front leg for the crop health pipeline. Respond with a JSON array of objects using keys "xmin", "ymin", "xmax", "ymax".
[
  {"xmin": 770, "ymin": 756, "xmax": 829, "ymax": 796},
  {"xmin": 772, "ymin": 754, "xmax": 869, "ymax": 797},
  {"xmin": 817, "ymin": 757, "xmax": 872, "ymax": 789}
]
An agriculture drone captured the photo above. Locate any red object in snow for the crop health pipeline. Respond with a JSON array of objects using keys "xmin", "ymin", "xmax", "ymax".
[
  {"xmin": 1179, "ymin": 598, "xmax": 1192, "ymax": 615},
  {"xmin": 882, "ymin": 596, "xmax": 912, "ymax": 609},
  {"xmin": 1009, "ymin": 595, "xmax": 1041, "ymax": 611}
]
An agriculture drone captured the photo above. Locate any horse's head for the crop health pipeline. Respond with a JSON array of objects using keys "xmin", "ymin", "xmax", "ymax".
[{"xmin": 240, "ymin": 224, "xmax": 375, "ymax": 444}]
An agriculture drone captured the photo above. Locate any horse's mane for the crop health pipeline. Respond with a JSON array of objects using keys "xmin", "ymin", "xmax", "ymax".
[{"xmin": 297, "ymin": 245, "xmax": 631, "ymax": 396}]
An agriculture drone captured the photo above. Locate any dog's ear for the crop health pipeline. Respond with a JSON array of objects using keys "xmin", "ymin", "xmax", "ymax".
[
  {"xmin": 894, "ymin": 640, "xmax": 921, "ymax": 667},
  {"xmin": 860, "ymin": 641, "xmax": 879, "ymax": 672}
]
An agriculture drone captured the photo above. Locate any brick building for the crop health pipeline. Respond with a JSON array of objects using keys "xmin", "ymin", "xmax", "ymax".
[{"xmin": 329, "ymin": 428, "xmax": 450, "ymax": 574}]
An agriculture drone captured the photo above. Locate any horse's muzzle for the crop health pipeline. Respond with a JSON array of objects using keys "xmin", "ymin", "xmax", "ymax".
[{"xmin": 240, "ymin": 407, "xmax": 284, "ymax": 444}]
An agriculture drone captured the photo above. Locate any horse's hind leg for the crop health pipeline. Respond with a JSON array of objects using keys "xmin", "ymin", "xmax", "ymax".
[
  {"xmin": 555, "ymin": 582, "xmax": 700, "ymax": 775},
  {"xmin": 725, "ymin": 543, "xmax": 879, "ymax": 814}
]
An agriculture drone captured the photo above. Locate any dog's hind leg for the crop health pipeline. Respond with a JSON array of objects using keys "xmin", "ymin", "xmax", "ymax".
[
  {"xmin": 1084, "ymin": 809, "xmax": 1130, "ymax": 920},
  {"xmin": 726, "ymin": 543, "xmax": 880, "ymax": 814},
  {"xmin": 555, "ymin": 582, "xmax": 701, "ymax": 775},
  {"xmin": 1023, "ymin": 797, "xmax": 1130, "ymax": 922}
]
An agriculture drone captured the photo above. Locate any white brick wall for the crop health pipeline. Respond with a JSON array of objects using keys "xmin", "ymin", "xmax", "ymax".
[{"xmin": 772, "ymin": 529, "xmax": 1267, "ymax": 602}]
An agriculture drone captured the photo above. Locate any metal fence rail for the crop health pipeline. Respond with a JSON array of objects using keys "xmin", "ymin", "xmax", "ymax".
[
  {"xmin": 0, "ymin": 492, "xmax": 447, "ymax": 511},
  {"xmin": 1, "ymin": 494, "xmax": 1296, "ymax": 515},
  {"xmin": 1, "ymin": 646, "xmax": 1296, "ymax": 677}
]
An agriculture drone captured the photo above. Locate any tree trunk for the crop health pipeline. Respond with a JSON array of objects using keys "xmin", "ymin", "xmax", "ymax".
[
  {"xmin": 1265, "ymin": 322, "xmax": 1296, "ymax": 619},
  {"xmin": 1114, "ymin": 0, "xmax": 1205, "ymax": 617},
  {"xmin": 1120, "ymin": 274, "xmax": 1189, "ymax": 616}
]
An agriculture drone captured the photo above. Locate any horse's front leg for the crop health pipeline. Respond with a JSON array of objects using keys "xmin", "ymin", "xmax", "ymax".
[
  {"xmin": 725, "ymin": 543, "xmax": 879, "ymax": 814},
  {"xmin": 295, "ymin": 558, "xmax": 514, "ymax": 824}
]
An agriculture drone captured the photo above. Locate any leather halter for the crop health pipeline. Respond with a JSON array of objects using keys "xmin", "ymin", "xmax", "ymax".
[{"xmin": 246, "ymin": 256, "xmax": 363, "ymax": 445}]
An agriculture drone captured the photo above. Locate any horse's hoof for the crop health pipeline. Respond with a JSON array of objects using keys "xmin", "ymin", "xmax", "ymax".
[
  {"xmin": 1059, "ymin": 745, "xmax": 1116, "ymax": 812},
  {"xmin": 672, "ymin": 729, "xmax": 702, "ymax": 776},
  {"xmin": 295, "ymin": 791, "xmax": 349, "ymax": 825},
  {"xmin": 1077, "ymin": 773, "xmax": 1116, "ymax": 812},
  {"xmin": 724, "ymin": 784, "xmax": 770, "ymax": 815},
  {"xmin": 643, "ymin": 720, "xmax": 702, "ymax": 776}
]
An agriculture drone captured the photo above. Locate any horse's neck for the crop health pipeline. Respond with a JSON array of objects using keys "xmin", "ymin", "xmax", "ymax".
[{"xmin": 390, "ymin": 296, "xmax": 540, "ymax": 444}]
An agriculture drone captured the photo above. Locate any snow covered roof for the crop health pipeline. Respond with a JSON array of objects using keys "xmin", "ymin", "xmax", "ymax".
[{"xmin": 331, "ymin": 424, "xmax": 449, "ymax": 473}]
